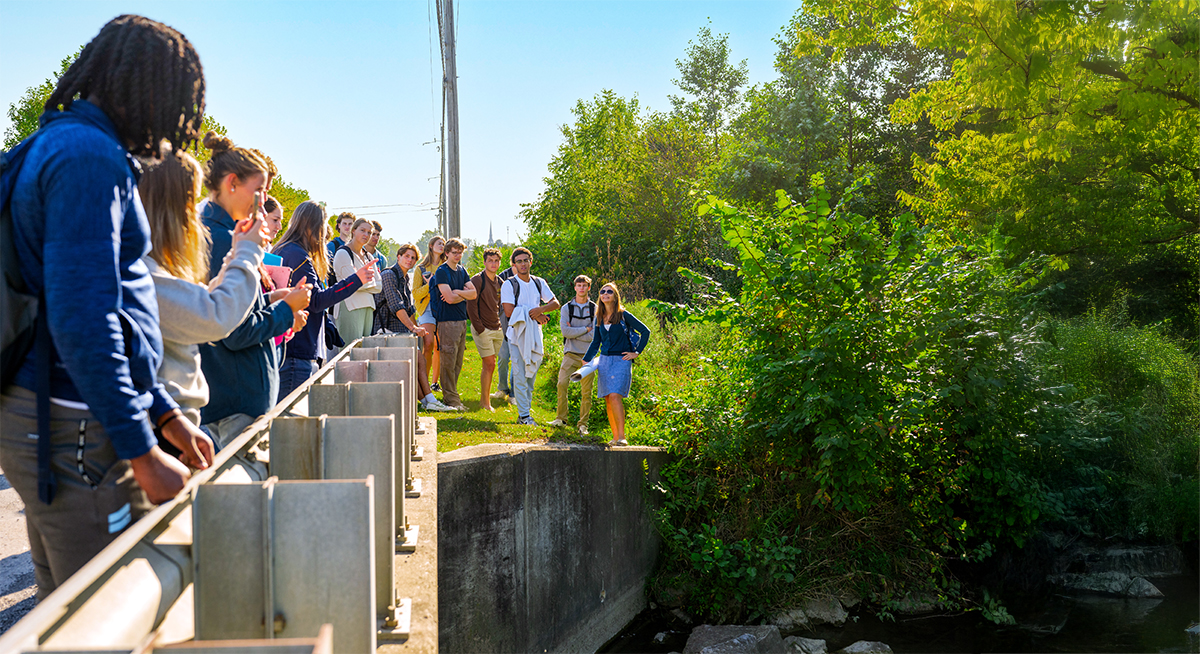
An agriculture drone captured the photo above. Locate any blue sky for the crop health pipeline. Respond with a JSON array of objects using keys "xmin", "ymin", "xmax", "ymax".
[{"xmin": 0, "ymin": 0, "xmax": 799, "ymax": 247}]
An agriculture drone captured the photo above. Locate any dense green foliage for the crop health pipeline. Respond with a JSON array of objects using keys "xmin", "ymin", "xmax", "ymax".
[
  {"xmin": 510, "ymin": 5, "xmax": 1198, "ymax": 622},
  {"xmin": 646, "ymin": 181, "xmax": 1056, "ymax": 617},
  {"xmin": 1035, "ymin": 303, "xmax": 1200, "ymax": 541},
  {"xmin": 521, "ymin": 91, "xmax": 722, "ymax": 302},
  {"xmin": 796, "ymin": 0, "xmax": 1199, "ymax": 257},
  {"xmin": 639, "ymin": 180, "xmax": 1198, "ymax": 620}
]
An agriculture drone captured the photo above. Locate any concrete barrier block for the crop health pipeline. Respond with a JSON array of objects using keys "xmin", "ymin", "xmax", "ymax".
[
  {"xmin": 334, "ymin": 360, "xmax": 419, "ymax": 467},
  {"xmin": 270, "ymin": 416, "xmax": 397, "ymax": 620},
  {"xmin": 308, "ymin": 383, "xmax": 413, "ymax": 535},
  {"xmin": 193, "ymin": 478, "xmax": 376, "ymax": 653},
  {"xmin": 348, "ymin": 347, "xmax": 379, "ymax": 361}
]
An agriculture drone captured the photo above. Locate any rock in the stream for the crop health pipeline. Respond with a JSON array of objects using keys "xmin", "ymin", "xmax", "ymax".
[
  {"xmin": 784, "ymin": 635, "xmax": 827, "ymax": 654},
  {"xmin": 769, "ymin": 597, "xmax": 849, "ymax": 630},
  {"xmin": 834, "ymin": 641, "xmax": 893, "ymax": 654},
  {"xmin": 683, "ymin": 625, "xmax": 786, "ymax": 654},
  {"xmin": 1047, "ymin": 571, "xmax": 1164, "ymax": 598}
]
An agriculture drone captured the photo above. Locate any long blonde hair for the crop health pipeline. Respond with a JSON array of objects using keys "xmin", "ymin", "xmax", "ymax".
[
  {"xmin": 275, "ymin": 201, "xmax": 331, "ymax": 282},
  {"xmin": 419, "ymin": 235, "xmax": 445, "ymax": 271},
  {"xmin": 140, "ymin": 150, "xmax": 211, "ymax": 284},
  {"xmin": 595, "ymin": 282, "xmax": 625, "ymax": 325}
]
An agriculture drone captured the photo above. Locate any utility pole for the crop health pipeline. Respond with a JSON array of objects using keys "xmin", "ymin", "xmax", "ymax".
[{"xmin": 439, "ymin": 0, "xmax": 461, "ymax": 238}]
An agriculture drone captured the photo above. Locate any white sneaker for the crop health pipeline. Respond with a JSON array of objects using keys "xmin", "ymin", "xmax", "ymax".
[
  {"xmin": 423, "ymin": 398, "xmax": 455, "ymax": 412},
  {"xmin": 548, "ymin": 419, "xmax": 566, "ymax": 427},
  {"xmin": 578, "ymin": 425, "xmax": 589, "ymax": 435},
  {"xmin": 491, "ymin": 390, "xmax": 509, "ymax": 401}
]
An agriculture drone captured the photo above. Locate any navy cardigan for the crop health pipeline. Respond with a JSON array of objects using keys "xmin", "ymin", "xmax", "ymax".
[
  {"xmin": 275, "ymin": 241, "xmax": 363, "ymax": 361},
  {"xmin": 582, "ymin": 311, "xmax": 651, "ymax": 363}
]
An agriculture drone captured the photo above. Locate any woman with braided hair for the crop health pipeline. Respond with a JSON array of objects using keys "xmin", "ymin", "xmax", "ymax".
[{"xmin": 0, "ymin": 15, "xmax": 211, "ymax": 600}]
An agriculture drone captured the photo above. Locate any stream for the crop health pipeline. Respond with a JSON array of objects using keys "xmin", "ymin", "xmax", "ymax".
[{"xmin": 601, "ymin": 573, "xmax": 1198, "ymax": 653}]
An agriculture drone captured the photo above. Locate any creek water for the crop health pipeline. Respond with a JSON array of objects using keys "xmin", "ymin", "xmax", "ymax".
[{"xmin": 600, "ymin": 573, "xmax": 1198, "ymax": 653}]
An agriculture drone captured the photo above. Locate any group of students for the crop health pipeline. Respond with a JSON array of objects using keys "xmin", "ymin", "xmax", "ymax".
[
  {"xmin": 0, "ymin": 13, "xmax": 653, "ymax": 610},
  {"xmin": 386, "ymin": 239, "xmax": 651, "ymax": 445}
]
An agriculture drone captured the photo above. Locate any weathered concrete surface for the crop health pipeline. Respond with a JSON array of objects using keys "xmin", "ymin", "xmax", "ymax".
[{"xmin": 438, "ymin": 443, "xmax": 669, "ymax": 653}]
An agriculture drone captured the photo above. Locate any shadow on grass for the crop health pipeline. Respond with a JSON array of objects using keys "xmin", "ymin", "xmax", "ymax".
[{"xmin": 435, "ymin": 416, "xmax": 504, "ymax": 433}]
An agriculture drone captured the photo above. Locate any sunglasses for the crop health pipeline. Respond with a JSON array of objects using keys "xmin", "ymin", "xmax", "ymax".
[
  {"xmin": 513, "ymin": 258, "xmax": 531, "ymax": 264},
  {"xmin": 599, "ymin": 289, "xmax": 614, "ymax": 295}
]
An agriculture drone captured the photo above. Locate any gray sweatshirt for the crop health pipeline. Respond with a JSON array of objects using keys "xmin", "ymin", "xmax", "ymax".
[
  {"xmin": 560, "ymin": 298, "xmax": 596, "ymax": 356},
  {"xmin": 145, "ymin": 239, "xmax": 264, "ymax": 426}
]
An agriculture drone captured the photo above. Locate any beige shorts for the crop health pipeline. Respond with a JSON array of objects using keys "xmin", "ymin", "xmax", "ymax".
[{"xmin": 472, "ymin": 326, "xmax": 505, "ymax": 358}]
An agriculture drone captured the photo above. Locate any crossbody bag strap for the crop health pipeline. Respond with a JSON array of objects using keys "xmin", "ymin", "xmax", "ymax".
[{"xmin": 35, "ymin": 296, "xmax": 54, "ymax": 504}]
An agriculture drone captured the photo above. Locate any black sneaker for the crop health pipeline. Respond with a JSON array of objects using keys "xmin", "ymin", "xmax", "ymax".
[{"xmin": 431, "ymin": 381, "xmax": 441, "ymax": 391}]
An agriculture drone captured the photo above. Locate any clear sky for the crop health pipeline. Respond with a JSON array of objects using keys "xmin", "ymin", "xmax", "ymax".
[{"xmin": 0, "ymin": 0, "xmax": 799, "ymax": 248}]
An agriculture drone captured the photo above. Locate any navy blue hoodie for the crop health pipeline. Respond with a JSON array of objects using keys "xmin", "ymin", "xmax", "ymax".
[
  {"xmin": 2, "ymin": 100, "xmax": 176, "ymax": 460},
  {"xmin": 198, "ymin": 202, "xmax": 293, "ymax": 423}
]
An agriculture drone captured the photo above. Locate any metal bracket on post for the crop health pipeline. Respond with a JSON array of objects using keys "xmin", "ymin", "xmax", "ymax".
[{"xmin": 193, "ymin": 477, "xmax": 377, "ymax": 652}]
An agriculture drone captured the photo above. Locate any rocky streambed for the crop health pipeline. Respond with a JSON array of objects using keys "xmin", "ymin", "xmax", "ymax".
[{"xmin": 601, "ymin": 538, "xmax": 1199, "ymax": 653}]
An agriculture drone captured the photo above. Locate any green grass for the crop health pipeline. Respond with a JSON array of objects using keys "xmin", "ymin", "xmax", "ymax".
[
  {"xmin": 423, "ymin": 301, "xmax": 721, "ymax": 453},
  {"xmin": 423, "ymin": 328, "xmax": 610, "ymax": 452}
]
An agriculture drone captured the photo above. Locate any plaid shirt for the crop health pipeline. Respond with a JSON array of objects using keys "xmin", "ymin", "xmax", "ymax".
[{"xmin": 373, "ymin": 263, "xmax": 416, "ymax": 334}]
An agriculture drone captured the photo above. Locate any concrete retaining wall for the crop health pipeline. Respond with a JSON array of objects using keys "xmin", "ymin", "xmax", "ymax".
[{"xmin": 438, "ymin": 443, "xmax": 669, "ymax": 653}]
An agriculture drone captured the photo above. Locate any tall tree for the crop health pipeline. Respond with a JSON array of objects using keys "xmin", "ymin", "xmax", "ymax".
[
  {"xmin": 670, "ymin": 23, "xmax": 749, "ymax": 155},
  {"xmin": 796, "ymin": 0, "xmax": 1199, "ymax": 257},
  {"xmin": 3, "ymin": 49, "xmax": 80, "ymax": 149}
]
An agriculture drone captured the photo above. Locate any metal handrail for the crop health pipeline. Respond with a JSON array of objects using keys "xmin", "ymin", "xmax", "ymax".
[{"xmin": 0, "ymin": 341, "xmax": 361, "ymax": 652}]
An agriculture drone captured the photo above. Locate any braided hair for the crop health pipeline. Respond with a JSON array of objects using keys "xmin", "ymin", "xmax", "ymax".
[{"xmin": 44, "ymin": 15, "xmax": 205, "ymax": 158}]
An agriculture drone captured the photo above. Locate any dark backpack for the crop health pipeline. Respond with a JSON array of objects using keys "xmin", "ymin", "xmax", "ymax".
[
  {"xmin": 1, "ymin": 143, "xmax": 40, "ymax": 388},
  {"xmin": 508, "ymin": 275, "xmax": 545, "ymax": 306},
  {"xmin": 1, "ymin": 133, "xmax": 57, "ymax": 504}
]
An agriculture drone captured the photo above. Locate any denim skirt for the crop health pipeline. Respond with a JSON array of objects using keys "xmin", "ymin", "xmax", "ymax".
[{"xmin": 596, "ymin": 354, "xmax": 633, "ymax": 398}]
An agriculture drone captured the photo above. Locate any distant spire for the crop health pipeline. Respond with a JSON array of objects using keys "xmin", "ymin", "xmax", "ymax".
[{"xmin": 489, "ymin": 222, "xmax": 494, "ymax": 245}]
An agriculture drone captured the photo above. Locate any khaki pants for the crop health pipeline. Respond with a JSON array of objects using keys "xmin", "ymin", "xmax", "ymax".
[
  {"xmin": 0, "ymin": 387, "xmax": 152, "ymax": 600},
  {"xmin": 556, "ymin": 352, "xmax": 594, "ymax": 426},
  {"xmin": 437, "ymin": 320, "xmax": 468, "ymax": 407}
]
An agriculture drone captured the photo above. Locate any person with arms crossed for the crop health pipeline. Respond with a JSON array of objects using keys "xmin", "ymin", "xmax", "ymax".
[
  {"xmin": 374, "ymin": 243, "xmax": 452, "ymax": 411},
  {"xmin": 431, "ymin": 238, "xmax": 476, "ymax": 410}
]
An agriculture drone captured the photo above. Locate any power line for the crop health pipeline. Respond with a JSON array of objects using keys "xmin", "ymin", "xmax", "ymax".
[
  {"xmin": 334, "ymin": 202, "xmax": 437, "ymax": 210},
  {"xmin": 350, "ymin": 208, "xmax": 438, "ymax": 217}
]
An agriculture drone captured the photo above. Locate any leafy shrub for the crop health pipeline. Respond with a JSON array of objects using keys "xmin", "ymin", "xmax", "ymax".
[
  {"xmin": 1035, "ymin": 302, "xmax": 1200, "ymax": 540},
  {"xmin": 646, "ymin": 178, "xmax": 1064, "ymax": 619}
]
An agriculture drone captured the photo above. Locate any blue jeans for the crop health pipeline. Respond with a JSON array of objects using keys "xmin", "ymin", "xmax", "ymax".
[
  {"xmin": 497, "ymin": 338, "xmax": 511, "ymax": 393},
  {"xmin": 277, "ymin": 357, "xmax": 318, "ymax": 404},
  {"xmin": 509, "ymin": 344, "xmax": 539, "ymax": 419}
]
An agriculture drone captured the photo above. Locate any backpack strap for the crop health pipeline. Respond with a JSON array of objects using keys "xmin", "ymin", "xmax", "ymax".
[{"xmin": 35, "ymin": 303, "xmax": 53, "ymax": 504}]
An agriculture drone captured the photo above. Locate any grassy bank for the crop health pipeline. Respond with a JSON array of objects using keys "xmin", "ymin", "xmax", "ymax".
[{"xmin": 423, "ymin": 300, "xmax": 715, "ymax": 452}]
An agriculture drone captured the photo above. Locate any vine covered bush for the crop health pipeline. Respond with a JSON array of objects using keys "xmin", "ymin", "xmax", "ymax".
[{"xmin": 647, "ymin": 178, "xmax": 1095, "ymax": 620}]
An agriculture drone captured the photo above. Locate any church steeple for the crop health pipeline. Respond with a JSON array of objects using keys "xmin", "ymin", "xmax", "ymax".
[{"xmin": 489, "ymin": 222, "xmax": 494, "ymax": 245}]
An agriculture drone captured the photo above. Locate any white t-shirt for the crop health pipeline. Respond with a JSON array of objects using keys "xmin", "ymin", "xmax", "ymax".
[{"xmin": 500, "ymin": 275, "xmax": 556, "ymax": 311}]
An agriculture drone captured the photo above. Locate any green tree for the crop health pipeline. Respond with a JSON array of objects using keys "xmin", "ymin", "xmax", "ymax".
[
  {"xmin": 796, "ymin": 0, "xmax": 1199, "ymax": 257},
  {"xmin": 3, "ymin": 49, "xmax": 80, "ymax": 149},
  {"xmin": 669, "ymin": 23, "xmax": 749, "ymax": 155},
  {"xmin": 521, "ymin": 91, "xmax": 718, "ymax": 301},
  {"xmin": 713, "ymin": 8, "xmax": 951, "ymax": 222}
]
